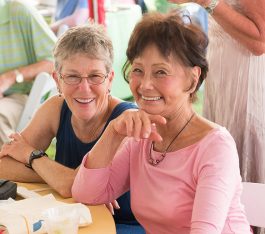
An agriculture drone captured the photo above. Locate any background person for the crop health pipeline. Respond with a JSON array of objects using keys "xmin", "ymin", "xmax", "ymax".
[
  {"xmin": 0, "ymin": 0, "xmax": 56, "ymax": 148},
  {"xmin": 50, "ymin": 0, "xmax": 89, "ymax": 34},
  {"xmin": 72, "ymin": 11, "xmax": 251, "ymax": 233},
  {"xmin": 168, "ymin": 0, "xmax": 265, "ymax": 186},
  {"xmin": 0, "ymin": 25, "xmax": 144, "ymax": 233}
]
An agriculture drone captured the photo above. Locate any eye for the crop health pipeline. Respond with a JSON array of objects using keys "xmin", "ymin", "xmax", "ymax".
[
  {"xmin": 131, "ymin": 68, "xmax": 143, "ymax": 76},
  {"xmin": 88, "ymin": 73, "xmax": 104, "ymax": 79},
  {"xmin": 65, "ymin": 75, "xmax": 81, "ymax": 81},
  {"xmin": 88, "ymin": 73, "xmax": 106, "ymax": 84},
  {"xmin": 153, "ymin": 70, "xmax": 168, "ymax": 78}
]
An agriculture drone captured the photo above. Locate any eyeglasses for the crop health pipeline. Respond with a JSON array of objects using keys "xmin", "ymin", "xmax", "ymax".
[{"xmin": 59, "ymin": 72, "xmax": 108, "ymax": 85}]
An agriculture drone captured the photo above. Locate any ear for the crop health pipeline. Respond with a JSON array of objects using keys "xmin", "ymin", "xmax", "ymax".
[
  {"xmin": 52, "ymin": 71, "xmax": 63, "ymax": 94},
  {"xmin": 107, "ymin": 69, "xmax": 115, "ymax": 92},
  {"xmin": 52, "ymin": 71, "xmax": 60, "ymax": 85},
  {"xmin": 190, "ymin": 66, "xmax": 201, "ymax": 93}
]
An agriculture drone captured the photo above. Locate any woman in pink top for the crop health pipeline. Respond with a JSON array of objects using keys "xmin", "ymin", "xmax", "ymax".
[{"xmin": 72, "ymin": 11, "xmax": 251, "ymax": 233}]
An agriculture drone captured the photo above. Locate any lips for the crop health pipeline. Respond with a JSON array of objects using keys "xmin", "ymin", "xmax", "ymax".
[
  {"xmin": 75, "ymin": 98, "xmax": 94, "ymax": 104},
  {"xmin": 141, "ymin": 95, "xmax": 162, "ymax": 101}
]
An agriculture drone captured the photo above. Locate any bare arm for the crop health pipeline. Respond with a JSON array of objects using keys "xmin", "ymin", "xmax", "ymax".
[
  {"xmin": 0, "ymin": 157, "xmax": 43, "ymax": 182},
  {"xmin": 212, "ymin": 0, "xmax": 265, "ymax": 55},
  {"xmin": 0, "ymin": 96, "xmax": 82, "ymax": 198},
  {"xmin": 170, "ymin": 0, "xmax": 265, "ymax": 55},
  {"xmin": 0, "ymin": 60, "xmax": 54, "ymax": 96},
  {"xmin": 31, "ymin": 157, "xmax": 78, "ymax": 198},
  {"xmin": 0, "ymin": 96, "xmax": 59, "ymax": 180}
]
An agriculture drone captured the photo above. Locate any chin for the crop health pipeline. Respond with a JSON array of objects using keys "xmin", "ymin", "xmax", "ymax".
[{"xmin": 140, "ymin": 106, "xmax": 162, "ymax": 115}]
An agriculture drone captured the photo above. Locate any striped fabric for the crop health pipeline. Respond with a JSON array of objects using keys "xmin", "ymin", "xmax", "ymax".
[{"xmin": 0, "ymin": 0, "xmax": 56, "ymax": 95}]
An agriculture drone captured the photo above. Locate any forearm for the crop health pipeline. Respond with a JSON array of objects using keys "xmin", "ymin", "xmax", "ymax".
[
  {"xmin": 0, "ymin": 157, "xmax": 43, "ymax": 182},
  {"xmin": 72, "ymin": 157, "xmax": 114, "ymax": 204},
  {"xmin": 211, "ymin": 0, "xmax": 265, "ymax": 55},
  {"xmin": 32, "ymin": 156, "xmax": 77, "ymax": 198},
  {"xmin": 18, "ymin": 60, "xmax": 54, "ymax": 82},
  {"xmin": 0, "ymin": 60, "xmax": 54, "ymax": 92}
]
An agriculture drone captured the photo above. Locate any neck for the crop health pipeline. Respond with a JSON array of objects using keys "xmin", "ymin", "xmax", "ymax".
[
  {"xmin": 154, "ymin": 110, "xmax": 195, "ymax": 152},
  {"xmin": 159, "ymin": 108, "xmax": 194, "ymax": 138},
  {"xmin": 72, "ymin": 98, "xmax": 111, "ymax": 143}
]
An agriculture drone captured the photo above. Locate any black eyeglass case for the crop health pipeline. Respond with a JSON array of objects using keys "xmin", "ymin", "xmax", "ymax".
[{"xmin": 0, "ymin": 179, "xmax": 17, "ymax": 200}]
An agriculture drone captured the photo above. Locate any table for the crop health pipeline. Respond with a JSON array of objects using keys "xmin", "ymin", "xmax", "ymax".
[{"xmin": 17, "ymin": 182, "xmax": 116, "ymax": 234}]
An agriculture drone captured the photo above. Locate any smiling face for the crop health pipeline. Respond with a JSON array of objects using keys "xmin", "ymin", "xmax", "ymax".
[
  {"xmin": 129, "ymin": 44, "xmax": 199, "ymax": 119},
  {"xmin": 54, "ymin": 53, "xmax": 113, "ymax": 123}
]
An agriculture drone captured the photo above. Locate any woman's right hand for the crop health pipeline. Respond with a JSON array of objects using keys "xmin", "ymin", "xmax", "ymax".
[{"xmin": 110, "ymin": 109, "xmax": 166, "ymax": 142}]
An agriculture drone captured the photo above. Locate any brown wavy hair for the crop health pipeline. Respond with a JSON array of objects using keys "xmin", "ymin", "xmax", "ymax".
[{"xmin": 123, "ymin": 10, "xmax": 209, "ymax": 102}]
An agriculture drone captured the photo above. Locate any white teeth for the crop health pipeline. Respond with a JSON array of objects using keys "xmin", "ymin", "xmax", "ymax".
[
  {"xmin": 141, "ymin": 95, "xmax": 161, "ymax": 101},
  {"xmin": 75, "ymin": 98, "xmax": 93, "ymax": 103}
]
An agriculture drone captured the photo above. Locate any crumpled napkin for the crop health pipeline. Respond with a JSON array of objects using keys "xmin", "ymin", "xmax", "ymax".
[{"xmin": 0, "ymin": 194, "xmax": 92, "ymax": 234}]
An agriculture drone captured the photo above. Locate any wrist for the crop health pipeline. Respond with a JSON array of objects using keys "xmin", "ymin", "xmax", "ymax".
[
  {"xmin": 14, "ymin": 69, "xmax": 24, "ymax": 83},
  {"xmin": 108, "ymin": 122, "xmax": 125, "ymax": 141},
  {"xmin": 25, "ymin": 149, "xmax": 47, "ymax": 169},
  {"xmin": 205, "ymin": 0, "xmax": 220, "ymax": 14}
]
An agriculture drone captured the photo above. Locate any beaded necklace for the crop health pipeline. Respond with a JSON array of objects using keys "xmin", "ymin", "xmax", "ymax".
[{"xmin": 148, "ymin": 113, "xmax": 195, "ymax": 166}]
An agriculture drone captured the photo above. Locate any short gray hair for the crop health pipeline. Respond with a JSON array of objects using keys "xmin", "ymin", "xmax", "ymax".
[{"xmin": 53, "ymin": 24, "xmax": 114, "ymax": 72}]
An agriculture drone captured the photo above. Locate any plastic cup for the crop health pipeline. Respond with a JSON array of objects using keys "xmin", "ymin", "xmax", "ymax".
[{"xmin": 42, "ymin": 205, "xmax": 80, "ymax": 234}]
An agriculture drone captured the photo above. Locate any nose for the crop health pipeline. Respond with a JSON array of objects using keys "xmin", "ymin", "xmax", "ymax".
[
  {"xmin": 78, "ymin": 77, "xmax": 92, "ymax": 91},
  {"xmin": 140, "ymin": 72, "xmax": 154, "ymax": 90}
]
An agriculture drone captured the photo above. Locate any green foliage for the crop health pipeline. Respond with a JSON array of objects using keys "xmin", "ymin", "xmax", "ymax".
[
  {"xmin": 45, "ymin": 139, "xmax": 56, "ymax": 160},
  {"xmin": 193, "ymin": 89, "xmax": 203, "ymax": 115},
  {"xmin": 155, "ymin": 0, "xmax": 179, "ymax": 13}
]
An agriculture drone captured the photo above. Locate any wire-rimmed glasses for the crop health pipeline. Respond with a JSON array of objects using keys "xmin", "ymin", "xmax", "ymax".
[{"xmin": 59, "ymin": 72, "xmax": 108, "ymax": 85}]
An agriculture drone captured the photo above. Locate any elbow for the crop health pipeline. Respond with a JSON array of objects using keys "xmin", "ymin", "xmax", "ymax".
[
  {"xmin": 57, "ymin": 186, "xmax": 72, "ymax": 198},
  {"xmin": 72, "ymin": 183, "xmax": 92, "ymax": 204},
  {"xmin": 250, "ymin": 48, "xmax": 265, "ymax": 56},
  {"xmin": 56, "ymin": 180, "xmax": 74, "ymax": 198},
  {"xmin": 249, "ymin": 42, "xmax": 265, "ymax": 56},
  {"xmin": 71, "ymin": 183, "xmax": 82, "ymax": 202},
  {"xmin": 252, "ymin": 51, "xmax": 265, "ymax": 56}
]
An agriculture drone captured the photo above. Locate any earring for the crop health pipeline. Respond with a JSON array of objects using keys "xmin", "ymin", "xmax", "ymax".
[{"xmin": 57, "ymin": 87, "xmax": 62, "ymax": 97}]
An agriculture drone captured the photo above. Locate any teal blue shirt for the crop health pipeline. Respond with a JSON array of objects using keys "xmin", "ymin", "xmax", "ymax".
[{"xmin": 0, "ymin": 0, "xmax": 57, "ymax": 95}]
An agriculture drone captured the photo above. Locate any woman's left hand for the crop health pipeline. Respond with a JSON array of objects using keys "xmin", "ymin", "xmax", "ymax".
[
  {"xmin": 0, "ymin": 132, "xmax": 34, "ymax": 164},
  {"xmin": 105, "ymin": 200, "xmax": 120, "ymax": 215}
]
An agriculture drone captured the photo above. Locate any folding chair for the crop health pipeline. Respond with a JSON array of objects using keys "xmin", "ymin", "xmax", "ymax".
[
  {"xmin": 16, "ymin": 72, "xmax": 57, "ymax": 132},
  {"xmin": 241, "ymin": 182, "xmax": 265, "ymax": 228}
]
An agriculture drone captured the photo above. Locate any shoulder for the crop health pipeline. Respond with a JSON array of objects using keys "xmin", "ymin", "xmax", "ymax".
[
  {"xmin": 41, "ymin": 95, "xmax": 65, "ymax": 118},
  {"xmin": 9, "ymin": 0, "xmax": 55, "ymax": 38},
  {"xmin": 109, "ymin": 98, "xmax": 138, "ymax": 117},
  {"xmin": 202, "ymin": 127, "xmax": 236, "ymax": 147},
  {"xmin": 36, "ymin": 96, "xmax": 64, "ymax": 132},
  {"xmin": 20, "ymin": 96, "xmax": 64, "ymax": 142},
  {"xmin": 8, "ymin": 0, "xmax": 38, "ymax": 17},
  {"xmin": 195, "ymin": 127, "xmax": 239, "ymax": 167}
]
